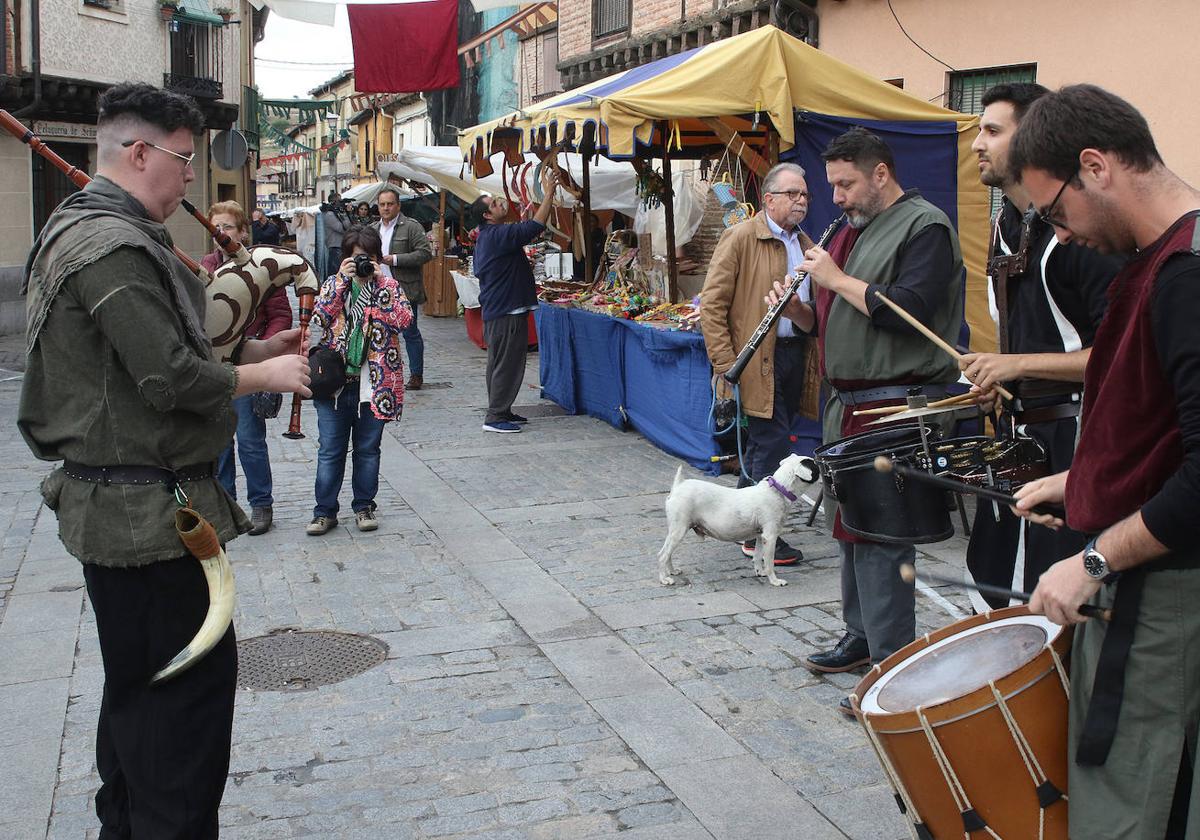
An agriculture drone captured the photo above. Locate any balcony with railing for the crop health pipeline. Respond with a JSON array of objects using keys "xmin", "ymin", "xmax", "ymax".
[{"xmin": 164, "ymin": 19, "xmax": 224, "ymax": 100}]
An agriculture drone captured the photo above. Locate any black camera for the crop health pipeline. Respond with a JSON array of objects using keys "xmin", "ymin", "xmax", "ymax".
[{"xmin": 352, "ymin": 254, "xmax": 375, "ymax": 278}]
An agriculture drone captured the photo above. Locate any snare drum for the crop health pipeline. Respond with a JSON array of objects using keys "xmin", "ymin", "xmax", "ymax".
[
  {"xmin": 852, "ymin": 607, "xmax": 1072, "ymax": 840},
  {"xmin": 814, "ymin": 425, "xmax": 952, "ymax": 544}
]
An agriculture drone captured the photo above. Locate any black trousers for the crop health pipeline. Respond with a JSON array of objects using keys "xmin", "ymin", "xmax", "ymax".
[
  {"xmin": 484, "ymin": 313, "xmax": 531, "ymax": 423},
  {"xmin": 738, "ymin": 339, "xmax": 807, "ymax": 488},
  {"xmin": 83, "ymin": 556, "xmax": 237, "ymax": 840}
]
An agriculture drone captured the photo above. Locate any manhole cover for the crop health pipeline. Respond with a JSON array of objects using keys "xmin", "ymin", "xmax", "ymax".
[{"xmin": 237, "ymin": 630, "xmax": 388, "ymax": 691}]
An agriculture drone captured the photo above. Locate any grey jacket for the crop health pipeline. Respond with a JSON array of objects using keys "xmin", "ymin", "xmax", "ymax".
[{"xmin": 374, "ymin": 215, "xmax": 433, "ymax": 305}]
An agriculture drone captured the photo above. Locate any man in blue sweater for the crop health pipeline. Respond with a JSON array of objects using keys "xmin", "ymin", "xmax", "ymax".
[{"xmin": 471, "ymin": 167, "xmax": 558, "ymax": 433}]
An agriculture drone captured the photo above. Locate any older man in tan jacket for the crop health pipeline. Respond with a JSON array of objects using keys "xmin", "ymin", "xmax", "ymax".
[{"xmin": 700, "ymin": 162, "xmax": 815, "ymax": 564}]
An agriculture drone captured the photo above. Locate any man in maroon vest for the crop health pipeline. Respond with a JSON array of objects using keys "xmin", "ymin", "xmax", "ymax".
[{"xmin": 1010, "ymin": 84, "xmax": 1200, "ymax": 838}]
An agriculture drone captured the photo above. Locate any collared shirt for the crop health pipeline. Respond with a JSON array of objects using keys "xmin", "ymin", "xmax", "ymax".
[
  {"xmin": 378, "ymin": 216, "xmax": 398, "ymax": 278},
  {"xmin": 763, "ymin": 213, "xmax": 808, "ymax": 337}
]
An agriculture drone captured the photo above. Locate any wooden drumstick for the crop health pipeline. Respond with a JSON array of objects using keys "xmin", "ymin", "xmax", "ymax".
[
  {"xmin": 852, "ymin": 392, "xmax": 977, "ymax": 416},
  {"xmin": 899, "ymin": 563, "xmax": 1112, "ymax": 622},
  {"xmin": 872, "ymin": 291, "xmax": 1015, "ymax": 402}
]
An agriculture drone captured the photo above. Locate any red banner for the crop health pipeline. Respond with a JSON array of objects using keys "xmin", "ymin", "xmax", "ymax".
[{"xmin": 348, "ymin": 1, "xmax": 460, "ymax": 94}]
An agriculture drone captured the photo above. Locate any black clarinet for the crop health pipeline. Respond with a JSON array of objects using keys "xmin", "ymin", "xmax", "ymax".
[{"xmin": 722, "ymin": 213, "xmax": 846, "ymax": 385}]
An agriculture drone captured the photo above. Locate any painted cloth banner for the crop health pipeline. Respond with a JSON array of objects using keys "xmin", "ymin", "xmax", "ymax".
[{"xmin": 347, "ymin": 1, "xmax": 459, "ymax": 93}]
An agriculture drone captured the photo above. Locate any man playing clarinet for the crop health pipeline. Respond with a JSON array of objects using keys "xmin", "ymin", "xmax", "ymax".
[{"xmin": 770, "ymin": 128, "xmax": 964, "ymax": 714}]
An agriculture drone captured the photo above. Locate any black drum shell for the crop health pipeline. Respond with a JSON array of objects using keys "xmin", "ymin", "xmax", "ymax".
[{"xmin": 815, "ymin": 425, "xmax": 953, "ymax": 544}]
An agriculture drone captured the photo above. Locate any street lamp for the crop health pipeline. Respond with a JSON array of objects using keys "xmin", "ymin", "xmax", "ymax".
[{"xmin": 325, "ymin": 111, "xmax": 339, "ymax": 196}]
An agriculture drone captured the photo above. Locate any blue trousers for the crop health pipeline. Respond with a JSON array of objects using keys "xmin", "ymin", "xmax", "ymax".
[
  {"xmin": 217, "ymin": 393, "xmax": 273, "ymax": 508},
  {"xmin": 313, "ymin": 385, "xmax": 387, "ymax": 519},
  {"xmin": 403, "ymin": 303, "xmax": 424, "ymax": 377}
]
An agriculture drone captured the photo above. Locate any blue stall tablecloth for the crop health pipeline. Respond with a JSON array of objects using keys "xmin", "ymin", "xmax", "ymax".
[{"xmin": 535, "ymin": 304, "xmax": 821, "ymax": 475}]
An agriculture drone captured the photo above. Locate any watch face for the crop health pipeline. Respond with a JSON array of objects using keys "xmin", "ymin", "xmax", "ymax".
[{"xmin": 1083, "ymin": 549, "xmax": 1106, "ymax": 579}]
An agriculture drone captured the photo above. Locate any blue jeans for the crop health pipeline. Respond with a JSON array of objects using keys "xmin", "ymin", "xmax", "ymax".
[
  {"xmin": 403, "ymin": 303, "xmax": 424, "ymax": 377},
  {"xmin": 313, "ymin": 385, "xmax": 386, "ymax": 519},
  {"xmin": 217, "ymin": 393, "xmax": 273, "ymax": 507}
]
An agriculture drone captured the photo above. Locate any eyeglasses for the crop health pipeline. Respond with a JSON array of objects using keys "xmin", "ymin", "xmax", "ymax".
[
  {"xmin": 768, "ymin": 189, "xmax": 810, "ymax": 203},
  {"xmin": 1038, "ymin": 171, "xmax": 1078, "ymax": 228},
  {"xmin": 122, "ymin": 139, "xmax": 196, "ymax": 167}
]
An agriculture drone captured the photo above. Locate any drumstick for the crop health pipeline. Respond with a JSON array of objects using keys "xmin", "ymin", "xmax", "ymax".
[
  {"xmin": 899, "ymin": 564, "xmax": 1112, "ymax": 622},
  {"xmin": 873, "ymin": 291, "xmax": 1015, "ymax": 402},
  {"xmin": 872, "ymin": 456, "xmax": 1063, "ymax": 518},
  {"xmin": 852, "ymin": 393, "xmax": 977, "ymax": 417}
]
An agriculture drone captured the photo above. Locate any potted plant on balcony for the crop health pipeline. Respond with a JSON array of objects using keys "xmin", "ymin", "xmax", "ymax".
[
  {"xmin": 213, "ymin": 5, "xmax": 233, "ymax": 22},
  {"xmin": 159, "ymin": 0, "xmax": 179, "ymax": 20}
]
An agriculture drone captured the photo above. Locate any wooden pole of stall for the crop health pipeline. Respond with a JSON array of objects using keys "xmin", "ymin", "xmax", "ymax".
[
  {"xmin": 659, "ymin": 122, "xmax": 679, "ymax": 302},
  {"xmin": 437, "ymin": 188, "xmax": 447, "ymax": 280},
  {"xmin": 582, "ymin": 150, "xmax": 594, "ymax": 284}
]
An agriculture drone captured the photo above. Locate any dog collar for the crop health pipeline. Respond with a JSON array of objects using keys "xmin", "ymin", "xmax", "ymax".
[{"xmin": 765, "ymin": 476, "xmax": 797, "ymax": 502}]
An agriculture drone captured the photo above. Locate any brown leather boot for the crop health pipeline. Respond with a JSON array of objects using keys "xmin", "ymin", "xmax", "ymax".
[{"xmin": 406, "ymin": 374, "xmax": 423, "ymax": 391}]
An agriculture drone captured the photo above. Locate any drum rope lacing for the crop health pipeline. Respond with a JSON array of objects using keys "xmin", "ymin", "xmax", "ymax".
[
  {"xmin": 987, "ymin": 679, "xmax": 1068, "ymax": 840},
  {"xmin": 916, "ymin": 706, "xmax": 1004, "ymax": 840},
  {"xmin": 858, "ymin": 702, "xmax": 930, "ymax": 840},
  {"xmin": 1048, "ymin": 643, "xmax": 1071, "ymax": 698}
]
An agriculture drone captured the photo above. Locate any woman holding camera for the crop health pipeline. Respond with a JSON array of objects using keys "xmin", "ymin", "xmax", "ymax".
[{"xmin": 307, "ymin": 226, "xmax": 412, "ymax": 535}]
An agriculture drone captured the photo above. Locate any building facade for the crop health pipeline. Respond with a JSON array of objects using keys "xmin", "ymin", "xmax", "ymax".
[
  {"xmin": 0, "ymin": 0, "xmax": 263, "ymax": 335},
  {"xmin": 814, "ymin": 0, "xmax": 1200, "ymax": 185}
]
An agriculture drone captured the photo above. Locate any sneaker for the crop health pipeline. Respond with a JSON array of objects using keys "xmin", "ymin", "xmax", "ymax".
[
  {"xmin": 482, "ymin": 421, "xmax": 522, "ymax": 434},
  {"xmin": 740, "ymin": 537, "xmax": 803, "ymax": 565},
  {"xmin": 355, "ymin": 508, "xmax": 379, "ymax": 532},
  {"xmin": 248, "ymin": 505, "xmax": 273, "ymax": 536},
  {"xmin": 504, "ymin": 411, "xmax": 529, "ymax": 424},
  {"xmin": 306, "ymin": 516, "xmax": 337, "ymax": 536}
]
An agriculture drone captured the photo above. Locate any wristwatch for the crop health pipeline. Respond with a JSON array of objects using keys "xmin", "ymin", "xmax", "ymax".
[{"xmin": 1082, "ymin": 537, "xmax": 1110, "ymax": 580}]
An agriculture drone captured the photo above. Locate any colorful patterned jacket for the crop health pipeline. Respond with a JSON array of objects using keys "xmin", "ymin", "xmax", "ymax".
[{"xmin": 312, "ymin": 270, "xmax": 413, "ymax": 420}]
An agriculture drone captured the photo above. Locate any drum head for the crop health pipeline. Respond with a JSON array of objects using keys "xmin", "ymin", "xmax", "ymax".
[{"xmin": 860, "ymin": 615, "xmax": 1060, "ymax": 714}]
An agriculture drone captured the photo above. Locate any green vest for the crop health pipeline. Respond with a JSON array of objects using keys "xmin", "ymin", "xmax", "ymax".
[{"xmin": 822, "ymin": 194, "xmax": 964, "ymax": 441}]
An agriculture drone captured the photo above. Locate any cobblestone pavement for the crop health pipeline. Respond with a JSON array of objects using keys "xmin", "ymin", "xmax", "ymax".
[{"xmin": 0, "ymin": 314, "xmax": 979, "ymax": 839}]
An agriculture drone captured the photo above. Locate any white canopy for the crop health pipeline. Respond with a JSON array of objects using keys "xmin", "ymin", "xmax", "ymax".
[
  {"xmin": 341, "ymin": 181, "xmax": 416, "ymax": 204},
  {"xmin": 375, "ymin": 146, "xmax": 645, "ymax": 218}
]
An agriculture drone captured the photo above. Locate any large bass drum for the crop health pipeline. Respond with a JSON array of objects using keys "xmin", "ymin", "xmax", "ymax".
[
  {"xmin": 851, "ymin": 607, "xmax": 1072, "ymax": 840},
  {"xmin": 814, "ymin": 425, "xmax": 951, "ymax": 544}
]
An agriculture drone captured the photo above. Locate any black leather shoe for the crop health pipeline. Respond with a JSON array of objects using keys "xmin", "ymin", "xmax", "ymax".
[
  {"xmin": 248, "ymin": 506, "xmax": 273, "ymax": 536},
  {"xmin": 806, "ymin": 632, "xmax": 870, "ymax": 673}
]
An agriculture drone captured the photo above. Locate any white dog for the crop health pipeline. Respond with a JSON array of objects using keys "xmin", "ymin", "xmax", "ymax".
[{"xmin": 657, "ymin": 454, "xmax": 815, "ymax": 587}]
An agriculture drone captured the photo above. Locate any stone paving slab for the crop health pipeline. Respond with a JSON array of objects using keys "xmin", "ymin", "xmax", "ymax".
[
  {"xmin": 591, "ymin": 687, "xmax": 746, "ymax": 769},
  {"xmin": 540, "ymin": 636, "xmax": 671, "ymax": 701},
  {"xmin": 658, "ymin": 753, "xmax": 845, "ymax": 840}
]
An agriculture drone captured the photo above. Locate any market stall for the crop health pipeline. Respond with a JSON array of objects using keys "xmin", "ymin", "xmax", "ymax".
[{"xmin": 455, "ymin": 24, "xmax": 989, "ymax": 469}]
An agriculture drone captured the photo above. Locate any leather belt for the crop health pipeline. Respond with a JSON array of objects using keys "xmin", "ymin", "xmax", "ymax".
[
  {"xmin": 775, "ymin": 336, "xmax": 807, "ymax": 347},
  {"xmin": 1013, "ymin": 402, "xmax": 1080, "ymax": 425},
  {"xmin": 63, "ymin": 461, "xmax": 215, "ymax": 487},
  {"xmin": 833, "ymin": 383, "xmax": 950, "ymax": 407}
]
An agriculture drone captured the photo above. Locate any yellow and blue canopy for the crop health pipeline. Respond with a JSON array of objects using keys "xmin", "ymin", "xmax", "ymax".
[{"xmin": 461, "ymin": 25, "xmax": 993, "ymax": 351}]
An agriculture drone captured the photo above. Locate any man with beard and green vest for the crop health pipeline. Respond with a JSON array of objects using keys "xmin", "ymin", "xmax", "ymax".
[
  {"xmin": 18, "ymin": 83, "xmax": 311, "ymax": 837},
  {"xmin": 769, "ymin": 128, "xmax": 964, "ymax": 714}
]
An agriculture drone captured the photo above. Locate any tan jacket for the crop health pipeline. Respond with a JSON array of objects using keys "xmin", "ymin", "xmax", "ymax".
[{"xmin": 699, "ymin": 213, "xmax": 814, "ymax": 418}]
